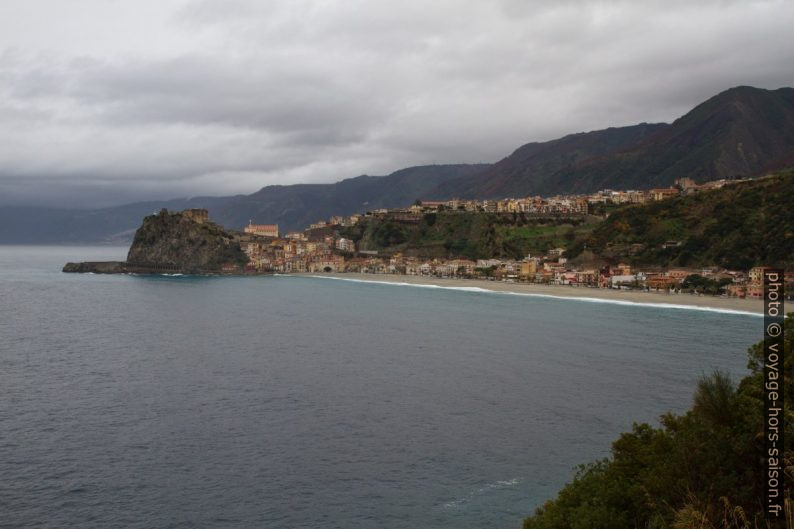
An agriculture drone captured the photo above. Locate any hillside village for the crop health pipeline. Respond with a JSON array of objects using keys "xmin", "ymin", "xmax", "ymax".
[{"xmin": 214, "ymin": 176, "xmax": 789, "ymax": 298}]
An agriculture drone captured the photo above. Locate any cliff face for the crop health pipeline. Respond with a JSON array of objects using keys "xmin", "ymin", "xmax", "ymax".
[{"xmin": 125, "ymin": 209, "xmax": 247, "ymax": 273}]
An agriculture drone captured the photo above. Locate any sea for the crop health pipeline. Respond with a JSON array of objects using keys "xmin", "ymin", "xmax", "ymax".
[{"xmin": 0, "ymin": 246, "xmax": 760, "ymax": 529}]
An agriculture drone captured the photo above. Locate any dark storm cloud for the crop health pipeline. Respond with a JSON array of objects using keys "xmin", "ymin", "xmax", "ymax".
[{"xmin": 0, "ymin": 0, "xmax": 792, "ymax": 207}]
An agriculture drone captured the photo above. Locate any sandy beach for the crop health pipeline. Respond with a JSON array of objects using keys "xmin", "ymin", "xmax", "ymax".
[{"xmin": 299, "ymin": 272, "xmax": 764, "ymax": 315}]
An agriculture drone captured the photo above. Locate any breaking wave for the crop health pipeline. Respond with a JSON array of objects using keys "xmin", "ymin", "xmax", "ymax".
[{"xmin": 302, "ymin": 275, "xmax": 762, "ymax": 317}]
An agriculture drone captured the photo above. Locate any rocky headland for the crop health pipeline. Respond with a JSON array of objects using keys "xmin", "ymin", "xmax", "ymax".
[{"xmin": 63, "ymin": 208, "xmax": 248, "ymax": 275}]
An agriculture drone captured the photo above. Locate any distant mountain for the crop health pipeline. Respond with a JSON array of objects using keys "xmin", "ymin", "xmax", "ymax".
[
  {"xmin": 207, "ymin": 164, "xmax": 487, "ymax": 233},
  {"xmin": 3, "ymin": 85, "xmax": 793, "ymax": 244},
  {"xmin": 0, "ymin": 198, "xmax": 230, "ymax": 244},
  {"xmin": 435, "ymin": 86, "xmax": 794, "ymax": 197},
  {"xmin": 0, "ymin": 165, "xmax": 485, "ymax": 243},
  {"xmin": 433, "ymin": 123, "xmax": 668, "ymax": 198}
]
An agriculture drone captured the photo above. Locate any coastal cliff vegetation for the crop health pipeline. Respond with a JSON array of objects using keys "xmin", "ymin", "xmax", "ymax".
[
  {"xmin": 341, "ymin": 213, "xmax": 595, "ymax": 260},
  {"xmin": 342, "ymin": 168, "xmax": 792, "ymax": 272},
  {"xmin": 522, "ymin": 314, "xmax": 793, "ymax": 529},
  {"xmin": 566, "ymin": 169, "xmax": 794, "ymax": 270}
]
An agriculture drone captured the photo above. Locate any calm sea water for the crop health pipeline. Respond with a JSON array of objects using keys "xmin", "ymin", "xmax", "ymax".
[{"xmin": 0, "ymin": 246, "xmax": 759, "ymax": 529}]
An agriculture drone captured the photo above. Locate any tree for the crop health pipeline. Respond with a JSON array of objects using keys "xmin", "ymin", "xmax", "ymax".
[{"xmin": 523, "ymin": 313, "xmax": 794, "ymax": 529}]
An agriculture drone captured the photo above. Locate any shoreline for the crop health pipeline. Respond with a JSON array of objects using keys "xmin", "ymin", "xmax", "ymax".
[{"xmin": 296, "ymin": 272, "xmax": 764, "ymax": 315}]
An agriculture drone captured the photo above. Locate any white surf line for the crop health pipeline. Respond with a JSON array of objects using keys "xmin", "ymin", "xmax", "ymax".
[{"xmin": 301, "ymin": 275, "xmax": 762, "ymax": 317}]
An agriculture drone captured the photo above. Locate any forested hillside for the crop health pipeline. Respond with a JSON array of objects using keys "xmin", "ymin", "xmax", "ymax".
[
  {"xmin": 566, "ymin": 169, "xmax": 794, "ymax": 270},
  {"xmin": 341, "ymin": 213, "xmax": 596, "ymax": 260}
]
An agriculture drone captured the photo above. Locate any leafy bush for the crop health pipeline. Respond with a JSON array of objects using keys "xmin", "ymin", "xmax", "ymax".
[
  {"xmin": 681, "ymin": 274, "xmax": 732, "ymax": 295},
  {"xmin": 523, "ymin": 314, "xmax": 793, "ymax": 529}
]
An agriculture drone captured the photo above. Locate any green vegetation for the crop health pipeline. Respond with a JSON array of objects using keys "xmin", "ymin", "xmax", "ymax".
[
  {"xmin": 341, "ymin": 169, "xmax": 793, "ymax": 269},
  {"xmin": 566, "ymin": 169, "xmax": 794, "ymax": 270},
  {"xmin": 681, "ymin": 274, "xmax": 733, "ymax": 295},
  {"xmin": 523, "ymin": 314, "xmax": 793, "ymax": 529},
  {"xmin": 340, "ymin": 213, "xmax": 595, "ymax": 260}
]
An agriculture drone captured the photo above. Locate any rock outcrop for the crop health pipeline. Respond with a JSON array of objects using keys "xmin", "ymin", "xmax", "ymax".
[
  {"xmin": 62, "ymin": 261, "xmax": 127, "ymax": 273},
  {"xmin": 63, "ymin": 209, "xmax": 248, "ymax": 274},
  {"xmin": 125, "ymin": 209, "xmax": 247, "ymax": 273}
]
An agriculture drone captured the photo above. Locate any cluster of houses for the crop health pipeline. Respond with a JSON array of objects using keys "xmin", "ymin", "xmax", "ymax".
[
  {"xmin": 240, "ymin": 222, "xmax": 344, "ymax": 273},
  {"xmin": 323, "ymin": 253, "xmax": 778, "ymax": 299},
  {"xmin": 296, "ymin": 177, "xmax": 745, "ymax": 230},
  {"xmin": 236, "ymin": 219, "xmax": 777, "ymax": 298},
  {"xmin": 225, "ymin": 176, "xmax": 773, "ymax": 298}
]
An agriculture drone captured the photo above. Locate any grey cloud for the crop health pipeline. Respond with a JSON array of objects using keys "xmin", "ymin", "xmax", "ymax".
[
  {"xmin": 0, "ymin": 0, "xmax": 793, "ymax": 207},
  {"xmin": 10, "ymin": 55, "xmax": 387, "ymax": 139}
]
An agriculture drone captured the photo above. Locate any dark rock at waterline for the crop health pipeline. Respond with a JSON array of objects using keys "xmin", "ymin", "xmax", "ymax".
[{"xmin": 63, "ymin": 261, "xmax": 127, "ymax": 273}]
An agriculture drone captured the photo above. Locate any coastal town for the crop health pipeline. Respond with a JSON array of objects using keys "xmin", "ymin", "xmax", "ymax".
[{"xmin": 225, "ymin": 177, "xmax": 787, "ymax": 299}]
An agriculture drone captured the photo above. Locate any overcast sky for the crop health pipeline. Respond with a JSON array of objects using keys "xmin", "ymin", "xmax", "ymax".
[{"xmin": 1, "ymin": 0, "xmax": 793, "ymax": 207}]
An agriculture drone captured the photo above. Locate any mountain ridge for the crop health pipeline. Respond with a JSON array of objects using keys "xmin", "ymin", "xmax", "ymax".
[
  {"xmin": 2, "ymin": 85, "xmax": 793, "ymax": 244},
  {"xmin": 436, "ymin": 85, "xmax": 794, "ymax": 198},
  {"xmin": 433, "ymin": 122, "xmax": 669, "ymax": 198},
  {"xmin": 0, "ymin": 164, "xmax": 485, "ymax": 243}
]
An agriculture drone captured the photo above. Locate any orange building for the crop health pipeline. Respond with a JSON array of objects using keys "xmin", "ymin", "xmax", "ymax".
[
  {"xmin": 244, "ymin": 222, "xmax": 279, "ymax": 238},
  {"xmin": 746, "ymin": 266, "xmax": 767, "ymax": 299}
]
